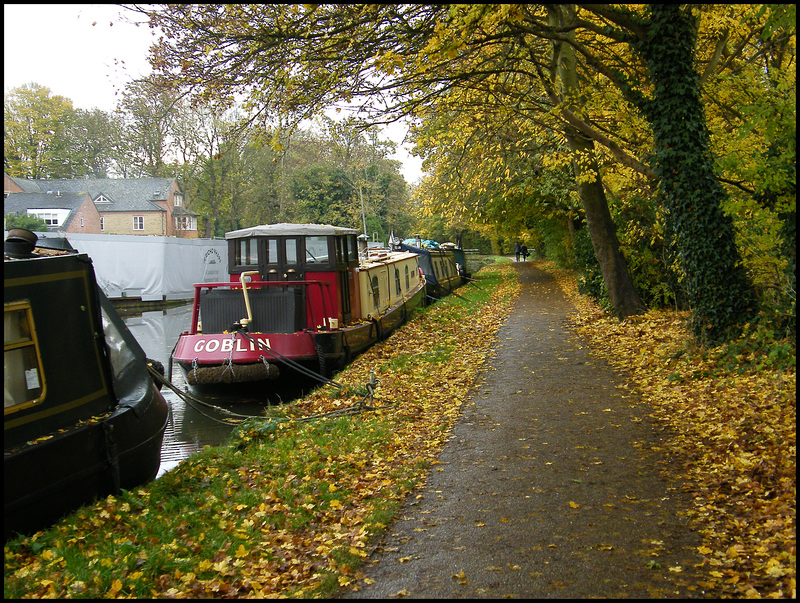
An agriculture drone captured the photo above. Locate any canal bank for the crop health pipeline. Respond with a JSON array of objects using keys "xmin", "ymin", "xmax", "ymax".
[
  {"xmin": 123, "ymin": 304, "xmax": 321, "ymax": 477},
  {"xmin": 3, "ymin": 259, "xmax": 517, "ymax": 598}
]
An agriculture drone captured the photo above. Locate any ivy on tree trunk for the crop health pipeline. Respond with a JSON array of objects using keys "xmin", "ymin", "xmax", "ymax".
[{"xmin": 635, "ymin": 5, "xmax": 756, "ymax": 344}]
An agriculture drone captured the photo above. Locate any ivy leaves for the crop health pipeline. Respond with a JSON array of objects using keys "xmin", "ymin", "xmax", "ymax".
[{"xmin": 634, "ymin": 5, "xmax": 756, "ymax": 344}]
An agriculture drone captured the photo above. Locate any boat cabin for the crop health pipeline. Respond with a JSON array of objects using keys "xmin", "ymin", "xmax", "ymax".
[
  {"xmin": 216, "ymin": 223, "xmax": 360, "ymax": 332},
  {"xmin": 193, "ymin": 223, "xmax": 422, "ymax": 340}
]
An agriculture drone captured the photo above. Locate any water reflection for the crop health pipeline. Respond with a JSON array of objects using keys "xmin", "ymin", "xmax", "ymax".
[{"xmin": 123, "ymin": 304, "xmax": 319, "ymax": 477}]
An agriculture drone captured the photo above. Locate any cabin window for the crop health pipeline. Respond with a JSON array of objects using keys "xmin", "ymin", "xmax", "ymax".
[
  {"xmin": 285, "ymin": 239, "xmax": 298, "ymax": 264},
  {"xmin": 370, "ymin": 275, "xmax": 380, "ymax": 310},
  {"xmin": 236, "ymin": 238, "xmax": 258, "ymax": 266},
  {"xmin": 335, "ymin": 237, "xmax": 344, "ymax": 264},
  {"xmin": 266, "ymin": 238, "xmax": 278, "ymax": 264},
  {"xmin": 347, "ymin": 235, "xmax": 359, "ymax": 263},
  {"xmin": 405, "ymin": 265, "xmax": 410, "ymax": 290},
  {"xmin": 4, "ymin": 301, "xmax": 46, "ymax": 411},
  {"xmin": 395, "ymin": 267, "xmax": 402, "ymax": 296},
  {"xmin": 305, "ymin": 236, "xmax": 329, "ymax": 264}
]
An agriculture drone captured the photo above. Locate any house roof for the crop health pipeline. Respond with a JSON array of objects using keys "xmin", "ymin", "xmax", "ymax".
[
  {"xmin": 7, "ymin": 176, "xmax": 43, "ymax": 193},
  {"xmin": 33, "ymin": 177, "xmax": 176, "ymax": 212},
  {"xmin": 5, "ymin": 175, "xmax": 199, "ymax": 217},
  {"xmin": 4, "ymin": 192, "xmax": 91, "ymax": 231}
]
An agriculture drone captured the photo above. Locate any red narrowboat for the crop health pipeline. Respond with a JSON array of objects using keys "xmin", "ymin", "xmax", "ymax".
[{"xmin": 170, "ymin": 223, "xmax": 426, "ymax": 386}]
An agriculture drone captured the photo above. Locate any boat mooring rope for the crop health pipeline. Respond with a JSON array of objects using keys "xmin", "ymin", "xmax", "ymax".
[
  {"xmin": 232, "ymin": 325, "xmax": 345, "ymax": 389},
  {"xmin": 147, "ymin": 360, "xmax": 392, "ymax": 428}
]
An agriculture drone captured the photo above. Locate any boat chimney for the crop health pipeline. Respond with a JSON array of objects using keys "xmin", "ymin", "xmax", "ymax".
[
  {"xmin": 357, "ymin": 233, "xmax": 369, "ymax": 260},
  {"xmin": 414, "ymin": 233, "xmax": 422, "ymax": 248},
  {"xmin": 5, "ymin": 228, "xmax": 38, "ymax": 258}
]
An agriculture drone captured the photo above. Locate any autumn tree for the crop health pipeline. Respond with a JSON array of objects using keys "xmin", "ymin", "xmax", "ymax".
[
  {"xmin": 114, "ymin": 76, "xmax": 179, "ymax": 177},
  {"xmin": 5, "ymin": 84, "xmax": 80, "ymax": 178},
  {"xmin": 561, "ymin": 4, "xmax": 757, "ymax": 341},
  {"xmin": 130, "ymin": 4, "xmax": 793, "ymax": 340},
  {"xmin": 133, "ymin": 4, "xmax": 652, "ymax": 320},
  {"xmin": 321, "ymin": 116, "xmax": 411, "ymax": 238}
]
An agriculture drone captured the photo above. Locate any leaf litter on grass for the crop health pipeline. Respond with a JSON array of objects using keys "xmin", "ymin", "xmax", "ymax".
[
  {"xmin": 4, "ymin": 261, "xmax": 520, "ymax": 599},
  {"xmin": 543, "ymin": 262, "xmax": 796, "ymax": 599}
]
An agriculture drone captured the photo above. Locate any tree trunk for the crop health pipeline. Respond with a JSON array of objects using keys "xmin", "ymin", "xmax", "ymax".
[
  {"xmin": 637, "ymin": 5, "xmax": 755, "ymax": 343},
  {"xmin": 549, "ymin": 5, "xmax": 646, "ymax": 319},
  {"xmin": 568, "ymin": 133, "xmax": 647, "ymax": 318}
]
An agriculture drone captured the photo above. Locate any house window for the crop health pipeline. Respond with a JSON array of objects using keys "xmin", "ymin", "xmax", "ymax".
[
  {"xmin": 100, "ymin": 217, "xmax": 104, "ymax": 231},
  {"xmin": 174, "ymin": 193, "xmax": 183, "ymax": 207},
  {"xmin": 28, "ymin": 209, "xmax": 69, "ymax": 226},
  {"xmin": 133, "ymin": 216, "xmax": 144, "ymax": 230},
  {"xmin": 174, "ymin": 216, "xmax": 196, "ymax": 231},
  {"xmin": 4, "ymin": 301, "xmax": 46, "ymax": 410},
  {"xmin": 80, "ymin": 218, "xmax": 84, "ymax": 227},
  {"xmin": 95, "ymin": 194, "xmax": 110, "ymax": 203}
]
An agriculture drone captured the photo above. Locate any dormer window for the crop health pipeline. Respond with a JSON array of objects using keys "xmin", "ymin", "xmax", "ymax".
[
  {"xmin": 174, "ymin": 193, "xmax": 183, "ymax": 207},
  {"xmin": 95, "ymin": 194, "xmax": 110, "ymax": 203}
]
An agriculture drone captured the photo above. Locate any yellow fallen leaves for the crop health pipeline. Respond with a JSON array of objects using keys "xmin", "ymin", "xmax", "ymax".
[{"xmin": 546, "ymin": 262, "xmax": 796, "ymax": 599}]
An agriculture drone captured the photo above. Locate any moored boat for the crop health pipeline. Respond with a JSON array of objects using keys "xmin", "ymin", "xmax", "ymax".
[
  {"xmin": 397, "ymin": 236, "xmax": 470, "ymax": 299},
  {"xmin": 4, "ymin": 230, "xmax": 169, "ymax": 540},
  {"xmin": 170, "ymin": 223, "xmax": 427, "ymax": 386}
]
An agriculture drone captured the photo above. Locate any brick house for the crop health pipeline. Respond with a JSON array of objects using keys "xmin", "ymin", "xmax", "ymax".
[
  {"xmin": 4, "ymin": 191, "xmax": 101, "ymax": 233},
  {"xmin": 3, "ymin": 174, "xmax": 199, "ymax": 238}
]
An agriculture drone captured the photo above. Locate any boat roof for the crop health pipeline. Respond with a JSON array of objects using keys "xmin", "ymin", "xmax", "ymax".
[{"xmin": 225, "ymin": 223, "xmax": 360, "ymax": 240}]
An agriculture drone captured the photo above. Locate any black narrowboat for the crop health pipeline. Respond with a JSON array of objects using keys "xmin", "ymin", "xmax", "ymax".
[
  {"xmin": 4, "ymin": 230, "xmax": 169, "ymax": 540},
  {"xmin": 396, "ymin": 238, "xmax": 470, "ymax": 299}
]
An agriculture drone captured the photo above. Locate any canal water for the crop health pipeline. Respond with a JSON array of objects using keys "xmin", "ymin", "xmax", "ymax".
[{"xmin": 122, "ymin": 304, "xmax": 319, "ymax": 477}]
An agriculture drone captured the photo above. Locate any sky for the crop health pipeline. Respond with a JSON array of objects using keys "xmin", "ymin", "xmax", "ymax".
[{"xmin": 3, "ymin": 3, "xmax": 424, "ymax": 183}]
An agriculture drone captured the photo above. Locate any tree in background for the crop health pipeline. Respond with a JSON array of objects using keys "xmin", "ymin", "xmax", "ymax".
[
  {"xmin": 5, "ymin": 83, "xmax": 80, "ymax": 179},
  {"xmin": 4, "ymin": 213, "xmax": 49, "ymax": 232},
  {"xmin": 133, "ymin": 4, "xmax": 649, "ymax": 320},
  {"xmin": 113, "ymin": 76, "xmax": 178, "ymax": 178}
]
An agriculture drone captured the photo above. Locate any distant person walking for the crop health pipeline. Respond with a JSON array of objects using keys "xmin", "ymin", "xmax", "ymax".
[
  {"xmin": 521, "ymin": 244, "xmax": 528, "ymax": 262},
  {"xmin": 514, "ymin": 242, "xmax": 521, "ymax": 262}
]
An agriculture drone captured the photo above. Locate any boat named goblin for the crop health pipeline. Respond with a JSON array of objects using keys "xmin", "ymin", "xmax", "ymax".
[{"xmin": 170, "ymin": 223, "xmax": 427, "ymax": 387}]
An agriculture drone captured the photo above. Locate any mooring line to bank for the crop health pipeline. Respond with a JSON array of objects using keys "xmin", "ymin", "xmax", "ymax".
[
  {"xmin": 147, "ymin": 364, "xmax": 395, "ymax": 428},
  {"xmin": 148, "ymin": 364, "xmax": 250, "ymax": 423},
  {"xmin": 233, "ymin": 327, "xmax": 346, "ymax": 390}
]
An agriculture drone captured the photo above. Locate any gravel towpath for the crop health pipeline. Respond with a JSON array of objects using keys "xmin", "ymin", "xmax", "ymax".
[{"xmin": 343, "ymin": 263, "xmax": 703, "ymax": 598}]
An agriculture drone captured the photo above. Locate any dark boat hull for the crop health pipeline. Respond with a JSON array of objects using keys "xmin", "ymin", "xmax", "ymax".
[{"xmin": 4, "ymin": 387, "xmax": 168, "ymax": 539}]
